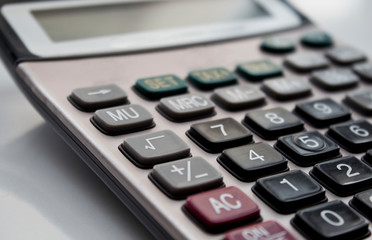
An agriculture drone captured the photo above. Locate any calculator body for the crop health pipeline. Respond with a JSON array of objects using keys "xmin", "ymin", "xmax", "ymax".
[{"xmin": 0, "ymin": 1, "xmax": 371, "ymax": 239}]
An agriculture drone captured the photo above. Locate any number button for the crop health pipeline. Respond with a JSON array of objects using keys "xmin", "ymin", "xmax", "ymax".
[
  {"xmin": 350, "ymin": 189, "xmax": 372, "ymax": 221},
  {"xmin": 252, "ymin": 170, "xmax": 327, "ymax": 214},
  {"xmin": 119, "ymin": 130, "xmax": 190, "ymax": 168},
  {"xmin": 184, "ymin": 186, "xmax": 260, "ymax": 233},
  {"xmin": 327, "ymin": 120, "xmax": 372, "ymax": 153},
  {"xmin": 310, "ymin": 156, "xmax": 372, "ymax": 196},
  {"xmin": 243, "ymin": 107, "xmax": 304, "ymax": 140},
  {"xmin": 275, "ymin": 131, "xmax": 340, "ymax": 167},
  {"xmin": 292, "ymin": 200, "xmax": 370, "ymax": 240},
  {"xmin": 294, "ymin": 98, "xmax": 351, "ymax": 128},
  {"xmin": 217, "ymin": 142, "xmax": 288, "ymax": 181},
  {"xmin": 186, "ymin": 118, "xmax": 253, "ymax": 153}
]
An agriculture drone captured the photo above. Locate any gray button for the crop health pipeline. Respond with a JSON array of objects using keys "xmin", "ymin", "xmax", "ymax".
[
  {"xmin": 157, "ymin": 93, "xmax": 215, "ymax": 121},
  {"xmin": 353, "ymin": 62, "xmax": 372, "ymax": 82},
  {"xmin": 212, "ymin": 84, "xmax": 266, "ymax": 110},
  {"xmin": 285, "ymin": 53, "xmax": 329, "ymax": 72},
  {"xmin": 345, "ymin": 89, "xmax": 372, "ymax": 116},
  {"xmin": 311, "ymin": 68, "xmax": 359, "ymax": 91},
  {"xmin": 262, "ymin": 77, "xmax": 311, "ymax": 100},
  {"xmin": 69, "ymin": 84, "xmax": 128, "ymax": 111},
  {"xmin": 327, "ymin": 46, "xmax": 366, "ymax": 65},
  {"xmin": 149, "ymin": 157, "xmax": 223, "ymax": 199},
  {"xmin": 92, "ymin": 104, "xmax": 154, "ymax": 135},
  {"xmin": 120, "ymin": 130, "xmax": 190, "ymax": 168}
]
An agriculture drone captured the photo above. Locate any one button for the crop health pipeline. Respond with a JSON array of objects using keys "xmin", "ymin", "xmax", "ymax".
[
  {"xmin": 218, "ymin": 142, "xmax": 288, "ymax": 182},
  {"xmin": 262, "ymin": 77, "xmax": 311, "ymax": 101},
  {"xmin": 311, "ymin": 68, "xmax": 359, "ymax": 91},
  {"xmin": 261, "ymin": 37, "xmax": 296, "ymax": 53},
  {"xmin": 119, "ymin": 130, "xmax": 190, "ymax": 168},
  {"xmin": 184, "ymin": 186, "xmax": 261, "ymax": 233},
  {"xmin": 326, "ymin": 46, "xmax": 367, "ymax": 65},
  {"xmin": 362, "ymin": 149, "xmax": 372, "ymax": 166},
  {"xmin": 91, "ymin": 104, "xmax": 154, "ymax": 135},
  {"xmin": 69, "ymin": 84, "xmax": 128, "ymax": 112},
  {"xmin": 252, "ymin": 170, "xmax": 327, "ymax": 214},
  {"xmin": 243, "ymin": 107, "xmax": 304, "ymax": 140},
  {"xmin": 353, "ymin": 62, "xmax": 372, "ymax": 82},
  {"xmin": 134, "ymin": 74, "xmax": 187, "ymax": 99},
  {"xmin": 327, "ymin": 120, "xmax": 372, "ymax": 153},
  {"xmin": 310, "ymin": 156, "xmax": 372, "ymax": 196},
  {"xmin": 349, "ymin": 189, "xmax": 372, "ymax": 221},
  {"xmin": 294, "ymin": 98, "xmax": 351, "ymax": 128},
  {"xmin": 300, "ymin": 31, "xmax": 333, "ymax": 48},
  {"xmin": 149, "ymin": 157, "xmax": 223, "ymax": 199},
  {"xmin": 291, "ymin": 200, "xmax": 370, "ymax": 240},
  {"xmin": 225, "ymin": 221, "xmax": 297, "ymax": 240},
  {"xmin": 157, "ymin": 93, "xmax": 215, "ymax": 122},
  {"xmin": 188, "ymin": 67, "xmax": 237, "ymax": 90},
  {"xmin": 186, "ymin": 118, "xmax": 253, "ymax": 153},
  {"xmin": 344, "ymin": 89, "xmax": 372, "ymax": 116},
  {"xmin": 284, "ymin": 53, "xmax": 330, "ymax": 72},
  {"xmin": 237, "ymin": 59, "xmax": 283, "ymax": 81},
  {"xmin": 212, "ymin": 84, "xmax": 266, "ymax": 111},
  {"xmin": 275, "ymin": 131, "xmax": 341, "ymax": 167}
]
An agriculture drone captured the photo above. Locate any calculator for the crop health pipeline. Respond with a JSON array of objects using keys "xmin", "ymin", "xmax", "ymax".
[{"xmin": 1, "ymin": 0, "xmax": 372, "ymax": 239}]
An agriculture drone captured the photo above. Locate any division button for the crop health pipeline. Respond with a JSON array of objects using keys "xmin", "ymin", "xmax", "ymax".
[
  {"xmin": 188, "ymin": 67, "xmax": 237, "ymax": 90},
  {"xmin": 186, "ymin": 118, "xmax": 253, "ymax": 153},
  {"xmin": 184, "ymin": 186, "xmax": 260, "ymax": 233},
  {"xmin": 352, "ymin": 62, "xmax": 372, "ymax": 82},
  {"xmin": 310, "ymin": 156, "xmax": 372, "ymax": 196},
  {"xmin": 243, "ymin": 107, "xmax": 304, "ymax": 140},
  {"xmin": 212, "ymin": 84, "xmax": 266, "ymax": 111},
  {"xmin": 275, "ymin": 131, "xmax": 341, "ymax": 167},
  {"xmin": 311, "ymin": 68, "xmax": 359, "ymax": 91},
  {"xmin": 91, "ymin": 104, "xmax": 154, "ymax": 135},
  {"xmin": 285, "ymin": 52, "xmax": 329, "ymax": 72},
  {"xmin": 218, "ymin": 142, "xmax": 288, "ymax": 182},
  {"xmin": 262, "ymin": 77, "xmax": 311, "ymax": 101},
  {"xmin": 326, "ymin": 46, "xmax": 367, "ymax": 65},
  {"xmin": 134, "ymin": 74, "xmax": 187, "ymax": 99},
  {"xmin": 260, "ymin": 37, "xmax": 296, "ymax": 53},
  {"xmin": 344, "ymin": 89, "xmax": 372, "ymax": 116},
  {"xmin": 291, "ymin": 200, "xmax": 370, "ymax": 240},
  {"xmin": 157, "ymin": 93, "xmax": 215, "ymax": 122},
  {"xmin": 349, "ymin": 189, "xmax": 372, "ymax": 222},
  {"xmin": 300, "ymin": 31, "xmax": 333, "ymax": 48},
  {"xmin": 294, "ymin": 98, "xmax": 351, "ymax": 128},
  {"xmin": 149, "ymin": 157, "xmax": 223, "ymax": 199},
  {"xmin": 225, "ymin": 220, "xmax": 297, "ymax": 240},
  {"xmin": 237, "ymin": 59, "xmax": 283, "ymax": 81},
  {"xmin": 119, "ymin": 130, "xmax": 190, "ymax": 168},
  {"xmin": 252, "ymin": 170, "xmax": 327, "ymax": 214},
  {"xmin": 69, "ymin": 84, "xmax": 128, "ymax": 111}
]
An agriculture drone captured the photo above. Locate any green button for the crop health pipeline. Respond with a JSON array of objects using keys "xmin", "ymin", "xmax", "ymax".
[
  {"xmin": 237, "ymin": 59, "xmax": 283, "ymax": 81},
  {"xmin": 301, "ymin": 31, "xmax": 333, "ymax": 47},
  {"xmin": 135, "ymin": 74, "xmax": 188, "ymax": 99},
  {"xmin": 188, "ymin": 67, "xmax": 237, "ymax": 90},
  {"xmin": 261, "ymin": 37, "xmax": 296, "ymax": 53}
]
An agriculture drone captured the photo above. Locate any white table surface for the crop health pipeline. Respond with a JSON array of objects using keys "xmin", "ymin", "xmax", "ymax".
[{"xmin": 1, "ymin": 1, "xmax": 371, "ymax": 239}]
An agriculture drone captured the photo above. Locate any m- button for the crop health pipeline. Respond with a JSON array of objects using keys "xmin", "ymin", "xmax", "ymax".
[{"xmin": 184, "ymin": 186, "xmax": 261, "ymax": 233}]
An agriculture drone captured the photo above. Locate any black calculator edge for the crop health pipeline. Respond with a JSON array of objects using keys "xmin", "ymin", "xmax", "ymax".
[{"xmin": 0, "ymin": 50, "xmax": 174, "ymax": 240}]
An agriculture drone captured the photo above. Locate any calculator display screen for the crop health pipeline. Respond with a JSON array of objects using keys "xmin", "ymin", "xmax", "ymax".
[{"xmin": 32, "ymin": 0, "xmax": 268, "ymax": 42}]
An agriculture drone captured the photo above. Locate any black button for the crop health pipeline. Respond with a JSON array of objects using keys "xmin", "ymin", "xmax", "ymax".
[
  {"xmin": 310, "ymin": 156, "xmax": 372, "ymax": 196},
  {"xmin": 300, "ymin": 31, "xmax": 333, "ymax": 48},
  {"xmin": 260, "ymin": 37, "xmax": 296, "ymax": 53},
  {"xmin": 294, "ymin": 98, "xmax": 351, "ymax": 128},
  {"xmin": 349, "ymin": 189, "xmax": 372, "ymax": 222},
  {"xmin": 217, "ymin": 142, "xmax": 288, "ymax": 182},
  {"xmin": 291, "ymin": 200, "xmax": 370, "ymax": 240},
  {"xmin": 362, "ymin": 149, "xmax": 372, "ymax": 166},
  {"xmin": 243, "ymin": 107, "xmax": 304, "ymax": 140},
  {"xmin": 327, "ymin": 120, "xmax": 372, "ymax": 153},
  {"xmin": 326, "ymin": 46, "xmax": 367, "ymax": 65},
  {"xmin": 311, "ymin": 68, "xmax": 359, "ymax": 91},
  {"xmin": 344, "ymin": 89, "xmax": 372, "ymax": 116},
  {"xmin": 353, "ymin": 62, "xmax": 372, "ymax": 83},
  {"xmin": 262, "ymin": 77, "xmax": 312, "ymax": 101},
  {"xmin": 275, "ymin": 131, "xmax": 341, "ymax": 167},
  {"xmin": 186, "ymin": 118, "xmax": 253, "ymax": 153},
  {"xmin": 252, "ymin": 170, "xmax": 327, "ymax": 214}
]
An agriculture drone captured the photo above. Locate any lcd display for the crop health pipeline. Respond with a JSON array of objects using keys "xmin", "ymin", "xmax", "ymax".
[{"xmin": 32, "ymin": 0, "xmax": 268, "ymax": 42}]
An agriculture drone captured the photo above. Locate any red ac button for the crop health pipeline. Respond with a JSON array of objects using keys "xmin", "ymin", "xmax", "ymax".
[{"xmin": 184, "ymin": 186, "xmax": 261, "ymax": 232}]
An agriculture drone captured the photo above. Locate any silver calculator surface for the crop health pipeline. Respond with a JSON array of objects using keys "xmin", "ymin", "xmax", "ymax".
[{"xmin": 1, "ymin": 0, "xmax": 372, "ymax": 239}]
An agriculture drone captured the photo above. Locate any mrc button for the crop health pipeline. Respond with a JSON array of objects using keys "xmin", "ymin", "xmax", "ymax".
[
  {"xmin": 157, "ymin": 93, "xmax": 215, "ymax": 122},
  {"xmin": 92, "ymin": 104, "xmax": 154, "ymax": 135}
]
